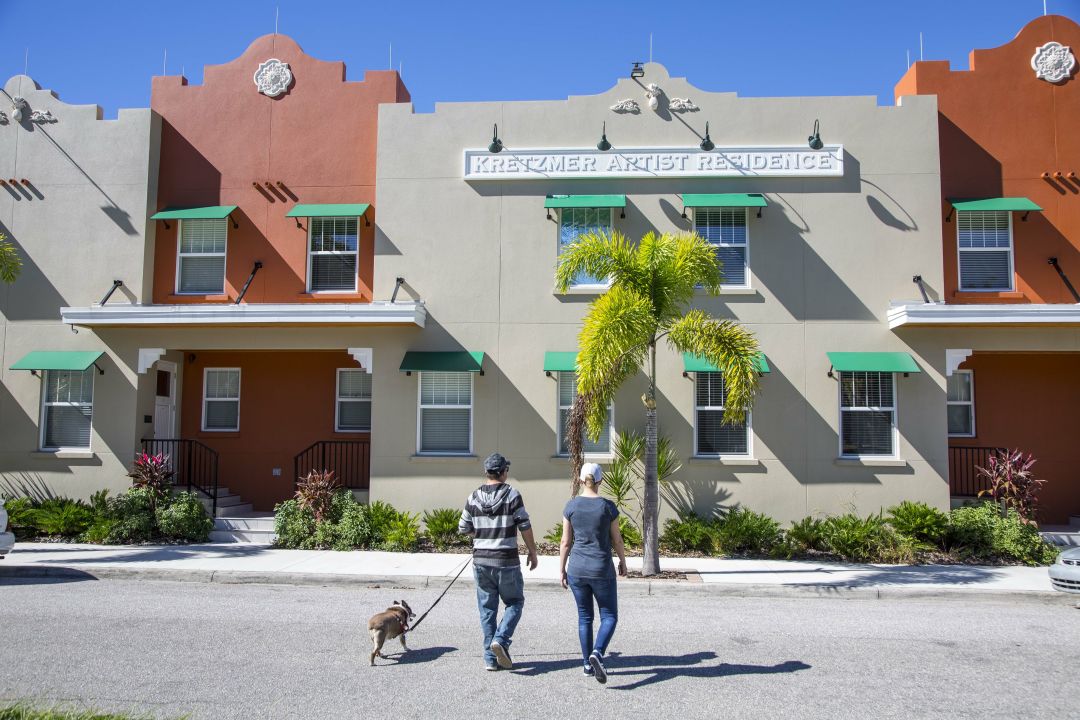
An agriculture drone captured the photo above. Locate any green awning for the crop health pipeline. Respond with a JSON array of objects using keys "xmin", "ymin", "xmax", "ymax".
[
  {"xmin": 543, "ymin": 352, "xmax": 578, "ymax": 372},
  {"xmin": 150, "ymin": 206, "xmax": 237, "ymax": 220},
  {"xmin": 543, "ymin": 195, "xmax": 627, "ymax": 209},
  {"xmin": 10, "ymin": 350, "xmax": 104, "ymax": 372},
  {"xmin": 948, "ymin": 198, "xmax": 1042, "ymax": 212},
  {"xmin": 399, "ymin": 351, "xmax": 485, "ymax": 373},
  {"xmin": 285, "ymin": 203, "xmax": 371, "ymax": 218},
  {"xmin": 683, "ymin": 352, "xmax": 771, "ymax": 374},
  {"xmin": 682, "ymin": 193, "xmax": 768, "ymax": 208},
  {"xmin": 826, "ymin": 352, "xmax": 921, "ymax": 373}
]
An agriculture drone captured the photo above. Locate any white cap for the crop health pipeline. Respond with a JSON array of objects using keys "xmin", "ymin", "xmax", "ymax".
[{"xmin": 579, "ymin": 462, "xmax": 602, "ymax": 485}]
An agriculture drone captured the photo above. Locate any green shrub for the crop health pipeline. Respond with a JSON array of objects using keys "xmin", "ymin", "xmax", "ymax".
[
  {"xmin": 821, "ymin": 512, "xmax": 914, "ymax": 563},
  {"xmin": 4, "ymin": 497, "xmax": 39, "ymax": 539},
  {"xmin": 424, "ymin": 507, "xmax": 465, "ymax": 550},
  {"xmin": 366, "ymin": 500, "xmax": 400, "ymax": 544},
  {"xmin": 713, "ymin": 507, "xmax": 782, "ymax": 555},
  {"xmin": 28, "ymin": 498, "xmax": 94, "ymax": 537},
  {"xmin": 80, "ymin": 517, "xmax": 115, "ymax": 544},
  {"xmin": 106, "ymin": 488, "xmax": 157, "ymax": 543},
  {"xmin": 659, "ymin": 514, "xmax": 715, "ymax": 554},
  {"xmin": 156, "ymin": 492, "xmax": 213, "ymax": 542},
  {"xmin": 618, "ymin": 516, "xmax": 642, "ymax": 548},
  {"xmin": 334, "ymin": 501, "xmax": 376, "ymax": 550},
  {"xmin": 947, "ymin": 502, "xmax": 1059, "ymax": 565},
  {"xmin": 787, "ymin": 517, "xmax": 827, "ymax": 552},
  {"xmin": 543, "ymin": 521, "xmax": 564, "ymax": 544},
  {"xmin": 887, "ymin": 501, "xmax": 948, "ymax": 548},
  {"xmin": 273, "ymin": 498, "xmax": 317, "ymax": 549},
  {"xmin": 382, "ymin": 511, "xmax": 421, "ymax": 552}
]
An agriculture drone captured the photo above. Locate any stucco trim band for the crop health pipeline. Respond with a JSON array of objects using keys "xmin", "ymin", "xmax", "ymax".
[
  {"xmin": 888, "ymin": 303, "xmax": 1080, "ymax": 328},
  {"xmin": 60, "ymin": 303, "xmax": 427, "ymax": 327}
]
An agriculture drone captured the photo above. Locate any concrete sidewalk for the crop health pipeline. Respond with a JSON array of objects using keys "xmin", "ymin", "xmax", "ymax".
[{"xmin": 0, "ymin": 542, "xmax": 1066, "ymax": 602}]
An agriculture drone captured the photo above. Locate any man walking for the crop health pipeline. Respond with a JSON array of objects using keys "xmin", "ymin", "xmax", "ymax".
[{"xmin": 459, "ymin": 452, "xmax": 538, "ymax": 671}]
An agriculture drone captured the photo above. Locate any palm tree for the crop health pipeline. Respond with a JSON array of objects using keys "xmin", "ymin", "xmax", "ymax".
[
  {"xmin": 0, "ymin": 233, "xmax": 21, "ymax": 284},
  {"xmin": 556, "ymin": 230, "xmax": 761, "ymax": 576}
]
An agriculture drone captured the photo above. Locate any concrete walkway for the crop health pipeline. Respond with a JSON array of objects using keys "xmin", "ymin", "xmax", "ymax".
[{"xmin": 0, "ymin": 542, "xmax": 1065, "ymax": 601}]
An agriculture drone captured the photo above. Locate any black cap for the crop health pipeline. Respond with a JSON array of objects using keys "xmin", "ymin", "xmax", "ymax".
[{"xmin": 483, "ymin": 452, "xmax": 511, "ymax": 474}]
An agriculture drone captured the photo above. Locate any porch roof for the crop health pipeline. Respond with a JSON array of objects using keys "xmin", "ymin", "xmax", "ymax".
[{"xmin": 59, "ymin": 303, "xmax": 426, "ymax": 328}]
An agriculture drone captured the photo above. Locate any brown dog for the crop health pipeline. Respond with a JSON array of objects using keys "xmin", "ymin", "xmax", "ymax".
[{"xmin": 368, "ymin": 600, "xmax": 415, "ymax": 665}]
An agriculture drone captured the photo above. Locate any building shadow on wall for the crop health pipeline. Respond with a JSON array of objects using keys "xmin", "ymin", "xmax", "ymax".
[{"xmin": 0, "ymin": 221, "xmax": 68, "ymax": 321}]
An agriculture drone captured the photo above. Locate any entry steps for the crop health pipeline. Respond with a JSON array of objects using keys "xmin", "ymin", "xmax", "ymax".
[
  {"xmin": 172, "ymin": 484, "xmax": 276, "ymax": 544},
  {"xmin": 1041, "ymin": 515, "xmax": 1080, "ymax": 548}
]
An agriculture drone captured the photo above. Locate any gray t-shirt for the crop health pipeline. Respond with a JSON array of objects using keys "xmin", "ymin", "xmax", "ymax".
[{"xmin": 564, "ymin": 496, "xmax": 620, "ymax": 579}]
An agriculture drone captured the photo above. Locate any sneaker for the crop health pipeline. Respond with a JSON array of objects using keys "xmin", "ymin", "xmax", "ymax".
[
  {"xmin": 588, "ymin": 652, "xmax": 607, "ymax": 684},
  {"xmin": 582, "ymin": 664, "xmax": 594, "ymax": 677},
  {"xmin": 485, "ymin": 662, "xmax": 500, "ymax": 672},
  {"xmin": 490, "ymin": 640, "xmax": 513, "ymax": 669}
]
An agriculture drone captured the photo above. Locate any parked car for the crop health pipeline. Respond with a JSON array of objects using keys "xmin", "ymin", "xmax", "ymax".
[
  {"xmin": 1049, "ymin": 546, "xmax": 1080, "ymax": 593},
  {"xmin": 0, "ymin": 499, "xmax": 14, "ymax": 558}
]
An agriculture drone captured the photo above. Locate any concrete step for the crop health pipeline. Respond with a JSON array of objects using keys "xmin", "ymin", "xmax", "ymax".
[
  {"xmin": 214, "ymin": 515, "xmax": 275, "ymax": 532},
  {"xmin": 209, "ymin": 529, "xmax": 276, "ymax": 544},
  {"xmin": 172, "ymin": 486, "xmax": 230, "ymax": 498},
  {"xmin": 215, "ymin": 503, "xmax": 252, "ymax": 517},
  {"xmin": 215, "ymin": 494, "xmax": 248, "ymax": 508},
  {"xmin": 1040, "ymin": 530, "xmax": 1080, "ymax": 548}
]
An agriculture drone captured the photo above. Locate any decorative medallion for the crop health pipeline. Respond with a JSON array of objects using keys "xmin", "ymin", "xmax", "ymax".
[
  {"xmin": 644, "ymin": 83, "xmax": 663, "ymax": 111},
  {"xmin": 11, "ymin": 96, "xmax": 26, "ymax": 123},
  {"xmin": 610, "ymin": 98, "xmax": 640, "ymax": 113},
  {"xmin": 1031, "ymin": 42, "xmax": 1076, "ymax": 84},
  {"xmin": 254, "ymin": 58, "xmax": 293, "ymax": 97},
  {"xmin": 30, "ymin": 109, "xmax": 56, "ymax": 124},
  {"xmin": 669, "ymin": 97, "xmax": 698, "ymax": 112}
]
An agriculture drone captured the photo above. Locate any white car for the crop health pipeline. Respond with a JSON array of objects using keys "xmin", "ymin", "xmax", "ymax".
[
  {"xmin": 1049, "ymin": 546, "xmax": 1080, "ymax": 593},
  {"xmin": 0, "ymin": 499, "xmax": 14, "ymax": 558}
]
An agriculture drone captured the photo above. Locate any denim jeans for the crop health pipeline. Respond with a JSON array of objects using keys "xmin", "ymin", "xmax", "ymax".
[
  {"xmin": 473, "ymin": 564, "xmax": 525, "ymax": 665},
  {"xmin": 567, "ymin": 575, "xmax": 618, "ymax": 666}
]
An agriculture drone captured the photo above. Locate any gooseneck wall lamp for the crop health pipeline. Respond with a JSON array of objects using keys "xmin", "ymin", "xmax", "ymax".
[
  {"xmin": 699, "ymin": 122, "xmax": 714, "ymax": 152},
  {"xmin": 808, "ymin": 119, "xmax": 823, "ymax": 150},
  {"xmin": 488, "ymin": 124, "xmax": 503, "ymax": 154},
  {"xmin": 597, "ymin": 122, "xmax": 611, "ymax": 151}
]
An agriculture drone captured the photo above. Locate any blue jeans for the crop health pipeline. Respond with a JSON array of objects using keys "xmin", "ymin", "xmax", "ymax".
[
  {"xmin": 473, "ymin": 564, "xmax": 525, "ymax": 665},
  {"xmin": 567, "ymin": 575, "xmax": 618, "ymax": 666}
]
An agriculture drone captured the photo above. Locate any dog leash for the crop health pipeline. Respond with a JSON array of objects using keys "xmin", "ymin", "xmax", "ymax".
[{"xmin": 404, "ymin": 556, "xmax": 472, "ymax": 635}]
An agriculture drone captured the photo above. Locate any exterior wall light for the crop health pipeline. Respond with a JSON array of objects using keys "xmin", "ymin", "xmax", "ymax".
[
  {"xmin": 808, "ymin": 119, "xmax": 824, "ymax": 150},
  {"xmin": 700, "ymin": 122, "xmax": 714, "ymax": 152},
  {"xmin": 631, "ymin": 62, "xmax": 645, "ymax": 79},
  {"xmin": 488, "ymin": 124, "xmax": 503, "ymax": 154},
  {"xmin": 597, "ymin": 122, "xmax": 611, "ymax": 151}
]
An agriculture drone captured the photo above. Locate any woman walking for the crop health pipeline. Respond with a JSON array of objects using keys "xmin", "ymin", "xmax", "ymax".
[{"xmin": 559, "ymin": 462, "xmax": 627, "ymax": 684}]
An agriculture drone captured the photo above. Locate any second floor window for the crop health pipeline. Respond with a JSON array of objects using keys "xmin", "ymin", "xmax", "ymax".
[
  {"xmin": 557, "ymin": 371, "xmax": 612, "ymax": 456},
  {"xmin": 694, "ymin": 207, "xmax": 748, "ymax": 288},
  {"xmin": 958, "ymin": 211, "xmax": 1012, "ymax": 291},
  {"xmin": 560, "ymin": 208, "xmax": 612, "ymax": 288},
  {"xmin": 308, "ymin": 217, "xmax": 359, "ymax": 292},
  {"xmin": 177, "ymin": 219, "xmax": 227, "ymax": 294}
]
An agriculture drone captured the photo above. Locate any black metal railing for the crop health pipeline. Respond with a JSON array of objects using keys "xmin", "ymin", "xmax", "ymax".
[
  {"xmin": 141, "ymin": 438, "xmax": 220, "ymax": 516},
  {"xmin": 948, "ymin": 446, "xmax": 1005, "ymax": 497},
  {"xmin": 294, "ymin": 439, "xmax": 371, "ymax": 490}
]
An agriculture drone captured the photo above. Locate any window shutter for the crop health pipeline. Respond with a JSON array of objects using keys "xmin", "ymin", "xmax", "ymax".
[
  {"xmin": 420, "ymin": 408, "xmax": 471, "ymax": 453},
  {"xmin": 179, "ymin": 256, "xmax": 226, "ymax": 293},
  {"xmin": 420, "ymin": 372, "xmax": 471, "ymax": 405},
  {"xmin": 696, "ymin": 410, "xmax": 748, "ymax": 455},
  {"xmin": 959, "ymin": 251, "xmax": 1011, "ymax": 290},
  {"xmin": 338, "ymin": 402, "xmax": 371, "ymax": 431},
  {"xmin": 44, "ymin": 405, "xmax": 93, "ymax": 449},
  {"xmin": 204, "ymin": 401, "xmax": 239, "ymax": 430},
  {"xmin": 311, "ymin": 255, "xmax": 357, "ymax": 291},
  {"xmin": 957, "ymin": 211, "xmax": 1010, "ymax": 248},
  {"xmin": 841, "ymin": 411, "xmax": 893, "ymax": 455}
]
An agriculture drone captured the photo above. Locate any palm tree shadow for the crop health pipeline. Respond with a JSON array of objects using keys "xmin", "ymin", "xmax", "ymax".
[{"xmin": 379, "ymin": 645, "xmax": 457, "ymax": 665}]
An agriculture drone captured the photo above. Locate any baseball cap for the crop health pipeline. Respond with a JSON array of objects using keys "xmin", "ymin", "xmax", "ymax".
[
  {"xmin": 483, "ymin": 452, "xmax": 511, "ymax": 474},
  {"xmin": 579, "ymin": 462, "xmax": 602, "ymax": 485}
]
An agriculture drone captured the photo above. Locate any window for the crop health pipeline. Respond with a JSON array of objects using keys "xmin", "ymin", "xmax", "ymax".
[
  {"xmin": 557, "ymin": 371, "xmax": 612, "ymax": 456},
  {"xmin": 559, "ymin": 207, "xmax": 612, "ymax": 287},
  {"xmin": 947, "ymin": 370, "xmax": 975, "ymax": 437},
  {"xmin": 177, "ymin": 218, "xmax": 227, "ymax": 294},
  {"xmin": 694, "ymin": 207, "xmax": 748, "ymax": 287},
  {"xmin": 958, "ymin": 211, "xmax": 1013, "ymax": 291},
  {"xmin": 418, "ymin": 372, "xmax": 472, "ymax": 454},
  {"xmin": 202, "ymin": 368, "xmax": 240, "ymax": 431},
  {"xmin": 839, "ymin": 371, "xmax": 896, "ymax": 457},
  {"xmin": 308, "ymin": 216, "xmax": 359, "ymax": 292},
  {"xmin": 694, "ymin": 372, "xmax": 750, "ymax": 457},
  {"xmin": 336, "ymin": 369, "xmax": 372, "ymax": 432},
  {"xmin": 40, "ymin": 369, "xmax": 94, "ymax": 450}
]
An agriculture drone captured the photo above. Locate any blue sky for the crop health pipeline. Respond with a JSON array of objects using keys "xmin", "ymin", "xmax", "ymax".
[{"xmin": 1, "ymin": 0, "xmax": 1077, "ymax": 117}]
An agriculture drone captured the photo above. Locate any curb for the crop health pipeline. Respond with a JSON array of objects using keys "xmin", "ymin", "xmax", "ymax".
[{"xmin": 0, "ymin": 564, "xmax": 1072, "ymax": 604}]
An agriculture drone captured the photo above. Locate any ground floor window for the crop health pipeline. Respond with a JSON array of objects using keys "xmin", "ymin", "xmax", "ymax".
[
  {"xmin": 418, "ymin": 371, "xmax": 472, "ymax": 454},
  {"xmin": 557, "ymin": 371, "xmax": 612, "ymax": 455},
  {"xmin": 203, "ymin": 368, "xmax": 240, "ymax": 431},
  {"xmin": 40, "ymin": 369, "xmax": 94, "ymax": 450},
  {"xmin": 694, "ymin": 372, "xmax": 750, "ymax": 456},
  {"xmin": 336, "ymin": 369, "xmax": 372, "ymax": 432},
  {"xmin": 839, "ymin": 371, "xmax": 896, "ymax": 457},
  {"xmin": 947, "ymin": 370, "xmax": 975, "ymax": 437}
]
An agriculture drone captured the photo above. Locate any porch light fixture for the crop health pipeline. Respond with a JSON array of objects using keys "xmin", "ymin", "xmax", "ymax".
[
  {"xmin": 699, "ymin": 122, "xmax": 714, "ymax": 152},
  {"xmin": 808, "ymin": 119, "xmax": 823, "ymax": 150},
  {"xmin": 631, "ymin": 62, "xmax": 645, "ymax": 79},
  {"xmin": 597, "ymin": 122, "xmax": 611, "ymax": 151},
  {"xmin": 488, "ymin": 124, "xmax": 503, "ymax": 154}
]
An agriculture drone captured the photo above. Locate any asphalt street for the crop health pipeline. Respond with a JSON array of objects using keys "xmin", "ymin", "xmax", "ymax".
[{"xmin": 1, "ymin": 577, "xmax": 1077, "ymax": 719}]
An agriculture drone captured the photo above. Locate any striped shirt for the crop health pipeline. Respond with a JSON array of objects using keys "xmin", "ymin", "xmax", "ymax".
[{"xmin": 459, "ymin": 482, "xmax": 531, "ymax": 567}]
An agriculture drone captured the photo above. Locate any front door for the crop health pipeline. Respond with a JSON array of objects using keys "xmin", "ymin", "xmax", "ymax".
[{"xmin": 153, "ymin": 361, "xmax": 177, "ymax": 439}]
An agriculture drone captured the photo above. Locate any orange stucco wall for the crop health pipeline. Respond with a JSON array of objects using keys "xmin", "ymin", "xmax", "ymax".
[
  {"xmin": 950, "ymin": 353, "xmax": 1080, "ymax": 525},
  {"xmin": 895, "ymin": 15, "xmax": 1080, "ymax": 304},
  {"xmin": 179, "ymin": 351, "xmax": 368, "ymax": 511},
  {"xmin": 150, "ymin": 34, "xmax": 409, "ymax": 304}
]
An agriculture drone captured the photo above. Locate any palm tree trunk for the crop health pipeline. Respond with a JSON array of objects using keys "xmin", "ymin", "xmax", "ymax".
[{"xmin": 641, "ymin": 341, "xmax": 660, "ymax": 576}]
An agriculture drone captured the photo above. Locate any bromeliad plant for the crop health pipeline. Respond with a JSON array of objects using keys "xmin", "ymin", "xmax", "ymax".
[
  {"xmin": 976, "ymin": 448, "xmax": 1045, "ymax": 521},
  {"xmin": 127, "ymin": 453, "xmax": 174, "ymax": 512},
  {"xmin": 557, "ymin": 230, "xmax": 761, "ymax": 576},
  {"xmin": 295, "ymin": 470, "xmax": 340, "ymax": 523}
]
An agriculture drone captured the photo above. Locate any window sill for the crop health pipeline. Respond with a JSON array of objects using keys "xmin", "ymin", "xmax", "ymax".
[
  {"xmin": 689, "ymin": 456, "xmax": 760, "ymax": 466},
  {"xmin": 30, "ymin": 450, "xmax": 95, "ymax": 460},
  {"xmin": 952, "ymin": 291, "xmax": 1026, "ymax": 303},
  {"xmin": 557, "ymin": 286, "xmax": 611, "ymax": 296},
  {"xmin": 410, "ymin": 454, "xmax": 478, "ymax": 463},
  {"xmin": 834, "ymin": 458, "xmax": 907, "ymax": 467}
]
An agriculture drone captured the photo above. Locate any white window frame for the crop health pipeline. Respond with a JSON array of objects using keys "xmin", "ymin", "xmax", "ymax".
[
  {"xmin": 306, "ymin": 216, "xmax": 360, "ymax": 293},
  {"xmin": 38, "ymin": 369, "xmax": 95, "ymax": 452},
  {"xmin": 416, "ymin": 371, "xmax": 474, "ymax": 456},
  {"xmin": 946, "ymin": 369, "xmax": 976, "ymax": 438},
  {"xmin": 693, "ymin": 206, "xmax": 750, "ymax": 289},
  {"xmin": 558, "ymin": 207, "xmax": 614, "ymax": 291},
  {"xmin": 202, "ymin": 367, "xmax": 241, "ymax": 432},
  {"xmin": 175, "ymin": 218, "xmax": 228, "ymax": 295},
  {"xmin": 956, "ymin": 210, "xmax": 1014, "ymax": 292},
  {"xmin": 837, "ymin": 371, "xmax": 898, "ymax": 460},
  {"xmin": 556, "ymin": 371, "xmax": 614, "ymax": 458},
  {"xmin": 693, "ymin": 372, "xmax": 752, "ymax": 458},
  {"xmin": 335, "ymin": 368, "xmax": 372, "ymax": 433}
]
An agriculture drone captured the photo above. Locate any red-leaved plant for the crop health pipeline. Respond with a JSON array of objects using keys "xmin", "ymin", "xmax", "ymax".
[
  {"xmin": 976, "ymin": 448, "xmax": 1045, "ymax": 521},
  {"xmin": 128, "ymin": 452, "xmax": 175, "ymax": 512},
  {"xmin": 295, "ymin": 469, "xmax": 339, "ymax": 523}
]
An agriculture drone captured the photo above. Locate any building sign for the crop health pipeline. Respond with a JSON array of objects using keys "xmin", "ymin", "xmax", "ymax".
[{"xmin": 463, "ymin": 145, "xmax": 844, "ymax": 180}]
